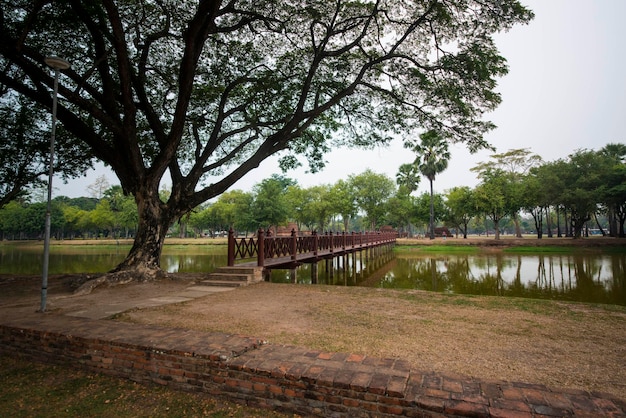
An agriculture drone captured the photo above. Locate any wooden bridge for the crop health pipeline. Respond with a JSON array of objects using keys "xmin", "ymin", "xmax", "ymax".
[{"xmin": 227, "ymin": 229, "xmax": 397, "ymax": 270}]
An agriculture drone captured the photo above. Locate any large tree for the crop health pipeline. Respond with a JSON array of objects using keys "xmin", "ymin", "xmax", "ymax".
[
  {"xmin": 251, "ymin": 174, "xmax": 296, "ymax": 231},
  {"xmin": 0, "ymin": 1, "xmax": 533, "ymax": 280},
  {"xmin": 444, "ymin": 186, "xmax": 476, "ymax": 239},
  {"xmin": 472, "ymin": 148, "xmax": 542, "ymax": 237},
  {"xmin": 559, "ymin": 150, "xmax": 614, "ymax": 238},
  {"xmin": 329, "ymin": 180, "xmax": 357, "ymax": 232},
  {"xmin": 349, "ymin": 169, "xmax": 396, "ymax": 230},
  {"xmin": 599, "ymin": 143, "xmax": 626, "ymax": 237},
  {"xmin": 473, "ymin": 167, "xmax": 517, "ymax": 239}
]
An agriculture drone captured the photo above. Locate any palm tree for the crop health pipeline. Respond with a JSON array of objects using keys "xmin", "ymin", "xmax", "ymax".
[
  {"xmin": 395, "ymin": 163, "xmax": 420, "ymax": 195},
  {"xmin": 408, "ymin": 130, "xmax": 450, "ymax": 239}
]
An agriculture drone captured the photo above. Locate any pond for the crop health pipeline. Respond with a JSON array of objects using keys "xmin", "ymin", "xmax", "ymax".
[
  {"xmin": 0, "ymin": 244, "xmax": 228, "ymax": 275},
  {"xmin": 1, "ymin": 244, "xmax": 624, "ymax": 306},
  {"xmin": 269, "ymin": 251, "xmax": 626, "ymax": 306}
]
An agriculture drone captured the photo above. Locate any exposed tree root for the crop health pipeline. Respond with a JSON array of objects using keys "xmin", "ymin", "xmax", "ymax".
[{"xmin": 73, "ymin": 267, "xmax": 169, "ymax": 296}]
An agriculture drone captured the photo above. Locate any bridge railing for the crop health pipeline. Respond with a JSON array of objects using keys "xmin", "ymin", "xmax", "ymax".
[{"xmin": 228, "ymin": 228, "xmax": 397, "ymax": 267}]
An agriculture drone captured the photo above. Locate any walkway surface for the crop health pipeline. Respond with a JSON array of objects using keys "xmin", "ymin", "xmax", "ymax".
[{"xmin": 1, "ymin": 280, "xmax": 625, "ymax": 418}]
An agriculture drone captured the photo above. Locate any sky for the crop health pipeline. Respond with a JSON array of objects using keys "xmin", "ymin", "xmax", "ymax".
[{"xmin": 56, "ymin": 0, "xmax": 626, "ymax": 199}]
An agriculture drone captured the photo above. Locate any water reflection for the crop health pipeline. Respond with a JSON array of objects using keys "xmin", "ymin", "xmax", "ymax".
[
  {"xmin": 0, "ymin": 245, "xmax": 228, "ymax": 275},
  {"xmin": 270, "ymin": 252, "xmax": 626, "ymax": 306},
  {"xmin": 1, "ymin": 245, "xmax": 624, "ymax": 305}
]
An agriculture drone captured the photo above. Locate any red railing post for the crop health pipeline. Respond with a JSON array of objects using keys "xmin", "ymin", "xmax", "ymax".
[
  {"xmin": 257, "ymin": 228, "xmax": 265, "ymax": 267},
  {"xmin": 291, "ymin": 229, "xmax": 297, "ymax": 261},
  {"xmin": 342, "ymin": 231, "xmax": 346, "ymax": 250},
  {"xmin": 313, "ymin": 230, "xmax": 318, "ymax": 256},
  {"xmin": 227, "ymin": 228, "xmax": 235, "ymax": 266},
  {"xmin": 328, "ymin": 231, "xmax": 335, "ymax": 254}
]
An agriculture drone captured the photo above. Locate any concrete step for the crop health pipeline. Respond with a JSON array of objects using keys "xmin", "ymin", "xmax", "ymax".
[
  {"xmin": 205, "ymin": 273, "xmax": 250, "ymax": 282},
  {"xmin": 216, "ymin": 266, "xmax": 260, "ymax": 275},
  {"xmin": 195, "ymin": 266, "xmax": 265, "ymax": 288},
  {"xmin": 216, "ymin": 266, "xmax": 264, "ymax": 283},
  {"xmin": 198, "ymin": 279, "xmax": 245, "ymax": 288}
]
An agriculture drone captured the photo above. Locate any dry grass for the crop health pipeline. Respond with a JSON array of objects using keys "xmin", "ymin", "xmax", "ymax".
[{"xmin": 116, "ymin": 282, "xmax": 626, "ymax": 400}]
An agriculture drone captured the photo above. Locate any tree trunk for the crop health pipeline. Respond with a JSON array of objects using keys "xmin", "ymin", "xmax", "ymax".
[
  {"xmin": 533, "ymin": 208, "xmax": 543, "ymax": 239},
  {"xmin": 619, "ymin": 212, "xmax": 626, "ymax": 238},
  {"xmin": 593, "ymin": 212, "xmax": 606, "ymax": 236},
  {"xmin": 545, "ymin": 206, "xmax": 553, "ymax": 238},
  {"xmin": 429, "ymin": 179, "xmax": 435, "ymax": 240},
  {"xmin": 608, "ymin": 208, "xmax": 617, "ymax": 237},
  {"xmin": 113, "ymin": 195, "xmax": 172, "ymax": 274},
  {"xmin": 75, "ymin": 192, "xmax": 173, "ymax": 294},
  {"xmin": 571, "ymin": 213, "xmax": 589, "ymax": 239},
  {"xmin": 493, "ymin": 217, "xmax": 501, "ymax": 240},
  {"xmin": 513, "ymin": 211, "xmax": 522, "ymax": 238},
  {"xmin": 491, "ymin": 212, "xmax": 501, "ymax": 239}
]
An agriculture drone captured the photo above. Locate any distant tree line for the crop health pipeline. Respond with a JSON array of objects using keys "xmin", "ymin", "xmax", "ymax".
[{"xmin": 1, "ymin": 144, "xmax": 624, "ymax": 241}]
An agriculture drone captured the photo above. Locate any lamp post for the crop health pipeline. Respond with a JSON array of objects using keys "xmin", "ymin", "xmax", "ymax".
[{"xmin": 40, "ymin": 56, "xmax": 70, "ymax": 313}]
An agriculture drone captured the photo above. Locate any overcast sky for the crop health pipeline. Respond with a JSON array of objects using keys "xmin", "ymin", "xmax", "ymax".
[{"xmin": 57, "ymin": 0, "xmax": 626, "ymax": 199}]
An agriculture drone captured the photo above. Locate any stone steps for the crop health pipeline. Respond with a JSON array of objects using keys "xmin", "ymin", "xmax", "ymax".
[{"xmin": 198, "ymin": 266, "xmax": 264, "ymax": 287}]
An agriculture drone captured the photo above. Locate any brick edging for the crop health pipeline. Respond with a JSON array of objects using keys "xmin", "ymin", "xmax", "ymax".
[{"xmin": 1, "ymin": 315, "xmax": 624, "ymax": 417}]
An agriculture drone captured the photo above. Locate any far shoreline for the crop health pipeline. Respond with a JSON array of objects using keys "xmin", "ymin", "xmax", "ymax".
[{"xmin": 2, "ymin": 234, "xmax": 626, "ymax": 249}]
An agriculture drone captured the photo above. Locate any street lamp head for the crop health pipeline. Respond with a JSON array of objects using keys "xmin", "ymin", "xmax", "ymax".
[{"xmin": 44, "ymin": 56, "xmax": 70, "ymax": 70}]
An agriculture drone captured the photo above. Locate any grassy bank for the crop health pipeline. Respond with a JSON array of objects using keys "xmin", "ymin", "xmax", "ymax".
[{"xmin": 0, "ymin": 356, "xmax": 289, "ymax": 418}]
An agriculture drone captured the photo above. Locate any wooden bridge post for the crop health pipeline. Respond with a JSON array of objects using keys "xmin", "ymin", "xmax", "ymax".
[
  {"xmin": 329, "ymin": 231, "xmax": 333, "ymax": 254},
  {"xmin": 227, "ymin": 228, "xmax": 235, "ymax": 266},
  {"xmin": 257, "ymin": 228, "xmax": 265, "ymax": 267},
  {"xmin": 291, "ymin": 229, "xmax": 297, "ymax": 262},
  {"xmin": 311, "ymin": 230, "xmax": 319, "ymax": 284},
  {"xmin": 311, "ymin": 262, "xmax": 318, "ymax": 284}
]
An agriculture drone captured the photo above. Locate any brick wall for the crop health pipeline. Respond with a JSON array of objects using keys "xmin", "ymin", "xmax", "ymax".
[
  {"xmin": 0, "ymin": 323, "xmax": 446, "ymax": 417},
  {"xmin": 2, "ymin": 317, "xmax": 621, "ymax": 417}
]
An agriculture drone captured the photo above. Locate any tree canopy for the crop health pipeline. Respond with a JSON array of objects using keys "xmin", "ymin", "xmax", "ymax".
[
  {"xmin": 0, "ymin": 96, "xmax": 93, "ymax": 207},
  {"xmin": 0, "ymin": 0, "xmax": 533, "ymax": 279}
]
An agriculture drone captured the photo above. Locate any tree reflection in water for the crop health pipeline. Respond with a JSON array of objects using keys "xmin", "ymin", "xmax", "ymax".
[
  {"xmin": 1, "ymin": 245, "xmax": 623, "ymax": 305},
  {"xmin": 271, "ymin": 252, "xmax": 626, "ymax": 306}
]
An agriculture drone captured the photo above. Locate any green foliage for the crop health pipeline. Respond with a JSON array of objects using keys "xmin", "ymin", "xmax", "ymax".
[
  {"xmin": 403, "ymin": 130, "xmax": 451, "ymax": 238},
  {"xmin": 252, "ymin": 175, "xmax": 295, "ymax": 229},
  {"xmin": 444, "ymin": 186, "xmax": 477, "ymax": 238},
  {"xmin": 407, "ymin": 130, "xmax": 451, "ymax": 183},
  {"xmin": 385, "ymin": 192, "xmax": 416, "ymax": 232},
  {"xmin": 0, "ymin": 97, "xmax": 93, "ymax": 208},
  {"xmin": 0, "ymin": 185, "xmax": 137, "ymax": 239},
  {"xmin": 303, "ymin": 185, "xmax": 334, "ymax": 231},
  {"xmin": 349, "ymin": 169, "xmax": 396, "ymax": 230},
  {"xmin": 395, "ymin": 163, "xmax": 421, "ymax": 195},
  {"xmin": 329, "ymin": 180, "xmax": 357, "ymax": 231},
  {"xmin": 0, "ymin": 0, "xmax": 534, "ymax": 269}
]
